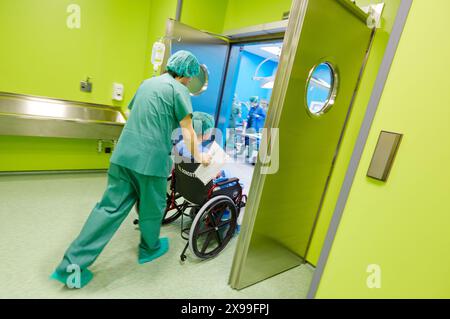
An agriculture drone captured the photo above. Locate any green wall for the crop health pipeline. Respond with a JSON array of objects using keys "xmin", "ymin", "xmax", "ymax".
[
  {"xmin": 306, "ymin": 0, "xmax": 401, "ymax": 265},
  {"xmin": 223, "ymin": 0, "xmax": 292, "ymax": 31},
  {"xmin": 316, "ymin": 0, "xmax": 450, "ymax": 298},
  {"xmin": 182, "ymin": 0, "xmax": 229, "ymax": 34},
  {"xmin": 0, "ymin": 0, "xmax": 153, "ymax": 171},
  {"xmin": 0, "ymin": 0, "xmax": 151, "ymax": 108},
  {"xmin": 0, "ymin": 137, "xmax": 111, "ymax": 171}
]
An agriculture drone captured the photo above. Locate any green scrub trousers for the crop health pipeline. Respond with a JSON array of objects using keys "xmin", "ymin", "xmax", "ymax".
[{"xmin": 54, "ymin": 163, "xmax": 166, "ymax": 277}]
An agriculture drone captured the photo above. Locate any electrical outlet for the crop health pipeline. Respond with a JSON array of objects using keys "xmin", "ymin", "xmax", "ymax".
[
  {"xmin": 112, "ymin": 83, "xmax": 124, "ymax": 101},
  {"xmin": 80, "ymin": 79, "xmax": 92, "ymax": 92}
]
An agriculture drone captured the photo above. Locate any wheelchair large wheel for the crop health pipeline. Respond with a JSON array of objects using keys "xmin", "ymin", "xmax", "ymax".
[
  {"xmin": 188, "ymin": 195, "xmax": 238, "ymax": 259},
  {"xmin": 162, "ymin": 176, "xmax": 183, "ymax": 225}
]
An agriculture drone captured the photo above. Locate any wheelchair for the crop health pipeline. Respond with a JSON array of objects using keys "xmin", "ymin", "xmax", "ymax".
[{"xmin": 135, "ymin": 158, "xmax": 246, "ymax": 263}]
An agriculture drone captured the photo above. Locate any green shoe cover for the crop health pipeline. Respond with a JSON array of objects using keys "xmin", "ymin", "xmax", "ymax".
[
  {"xmin": 50, "ymin": 268, "xmax": 94, "ymax": 289},
  {"xmin": 138, "ymin": 237, "xmax": 169, "ymax": 264}
]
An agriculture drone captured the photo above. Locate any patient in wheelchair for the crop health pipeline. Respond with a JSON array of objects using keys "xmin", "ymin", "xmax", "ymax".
[
  {"xmin": 136, "ymin": 114, "xmax": 245, "ymax": 262},
  {"xmin": 174, "ymin": 112, "xmax": 243, "ymax": 225},
  {"xmin": 175, "ymin": 111, "xmax": 231, "ymax": 183}
]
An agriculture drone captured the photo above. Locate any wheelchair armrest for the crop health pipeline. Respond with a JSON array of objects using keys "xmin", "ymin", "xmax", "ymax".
[{"xmin": 215, "ymin": 177, "xmax": 239, "ymax": 187}]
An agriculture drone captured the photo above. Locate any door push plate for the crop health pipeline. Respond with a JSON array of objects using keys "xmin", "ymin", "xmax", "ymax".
[{"xmin": 367, "ymin": 131, "xmax": 403, "ymax": 182}]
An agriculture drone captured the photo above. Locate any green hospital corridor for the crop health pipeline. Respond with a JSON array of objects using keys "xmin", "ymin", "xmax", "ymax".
[{"xmin": 1, "ymin": 0, "xmax": 450, "ymax": 300}]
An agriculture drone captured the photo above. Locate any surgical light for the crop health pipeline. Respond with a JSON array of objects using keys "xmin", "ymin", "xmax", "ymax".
[{"xmin": 253, "ymin": 58, "xmax": 276, "ymax": 89}]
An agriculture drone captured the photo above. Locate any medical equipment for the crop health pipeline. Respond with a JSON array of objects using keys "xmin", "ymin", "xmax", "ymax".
[
  {"xmin": 252, "ymin": 47, "xmax": 280, "ymax": 89},
  {"xmin": 252, "ymin": 57, "xmax": 276, "ymax": 89},
  {"xmin": 151, "ymin": 39, "xmax": 166, "ymax": 73}
]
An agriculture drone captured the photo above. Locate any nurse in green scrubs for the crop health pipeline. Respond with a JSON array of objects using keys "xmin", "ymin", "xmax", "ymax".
[{"xmin": 50, "ymin": 50, "xmax": 210, "ymax": 288}]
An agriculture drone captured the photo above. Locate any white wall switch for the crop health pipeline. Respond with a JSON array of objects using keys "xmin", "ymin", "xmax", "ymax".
[{"xmin": 112, "ymin": 83, "xmax": 124, "ymax": 101}]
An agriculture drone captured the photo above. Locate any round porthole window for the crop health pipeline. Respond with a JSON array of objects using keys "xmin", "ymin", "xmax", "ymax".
[
  {"xmin": 188, "ymin": 64, "xmax": 209, "ymax": 96},
  {"xmin": 305, "ymin": 62, "xmax": 338, "ymax": 116}
]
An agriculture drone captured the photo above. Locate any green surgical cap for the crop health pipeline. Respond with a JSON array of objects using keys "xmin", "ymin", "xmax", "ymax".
[
  {"xmin": 249, "ymin": 96, "xmax": 259, "ymax": 103},
  {"xmin": 166, "ymin": 50, "xmax": 200, "ymax": 78},
  {"xmin": 192, "ymin": 112, "xmax": 215, "ymax": 136}
]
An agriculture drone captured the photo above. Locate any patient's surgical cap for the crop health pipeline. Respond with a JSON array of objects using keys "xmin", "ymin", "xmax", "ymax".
[{"xmin": 192, "ymin": 112, "xmax": 215, "ymax": 136}]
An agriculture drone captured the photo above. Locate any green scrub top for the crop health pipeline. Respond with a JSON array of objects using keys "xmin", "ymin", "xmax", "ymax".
[{"xmin": 111, "ymin": 73, "xmax": 193, "ymax": 177}]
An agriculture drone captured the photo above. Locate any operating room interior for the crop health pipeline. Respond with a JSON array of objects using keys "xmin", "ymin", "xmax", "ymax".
[{"xmin": 2, "ymin": 0, "xmax": 449, "ymax": 300}]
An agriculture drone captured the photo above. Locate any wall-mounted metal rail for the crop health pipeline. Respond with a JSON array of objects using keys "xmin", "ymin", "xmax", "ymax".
[{"xmin": 0, "ymin": 92, "xmax": 126, "ymax": 140}]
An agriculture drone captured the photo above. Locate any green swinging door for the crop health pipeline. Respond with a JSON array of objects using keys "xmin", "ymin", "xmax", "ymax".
[{"xmin": 230, "ymin": 0, "xmax": 374, "ymax": 290}]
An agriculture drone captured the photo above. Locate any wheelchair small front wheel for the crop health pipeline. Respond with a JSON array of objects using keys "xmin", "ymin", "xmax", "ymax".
[{"xmin": 188, "ymin": 196, "xmax": 238, "ymax": 259}]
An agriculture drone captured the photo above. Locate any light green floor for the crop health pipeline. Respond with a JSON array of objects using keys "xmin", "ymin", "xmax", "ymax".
[{"xmin": 0, "ymin": 172, "xmax": 314, "ymax": 299}]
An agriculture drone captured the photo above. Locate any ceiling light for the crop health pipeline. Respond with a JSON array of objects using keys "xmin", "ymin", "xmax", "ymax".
[
  {"xmin": 261, "ymin": 46, "xmax": 282, "ymax": 57},
  {"xmin": 261, "ymin": 81, "xmax": 274, "ymax": 89}
]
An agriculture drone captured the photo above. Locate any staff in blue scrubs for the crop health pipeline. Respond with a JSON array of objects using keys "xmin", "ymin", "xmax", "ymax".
[
  {"xmin": 245, "ymin": 96, "xmax": 266, "ymax": 161},
  {"xmin": 50, "ymin": 51, "xmax": 210, "ymax": 288}
]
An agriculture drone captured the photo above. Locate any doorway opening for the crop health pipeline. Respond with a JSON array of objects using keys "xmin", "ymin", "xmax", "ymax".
[{"xmin": 217, "ymin": 39, "xmax": 283, "ymax": 201}]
